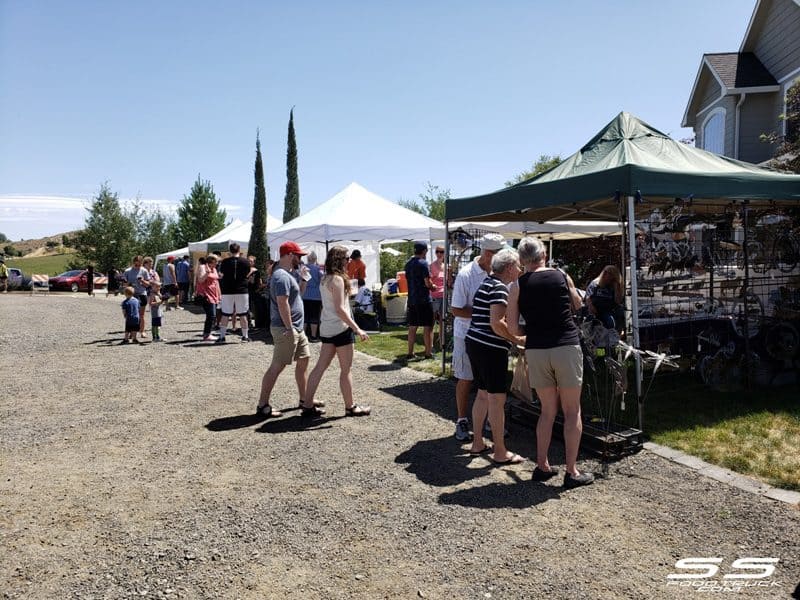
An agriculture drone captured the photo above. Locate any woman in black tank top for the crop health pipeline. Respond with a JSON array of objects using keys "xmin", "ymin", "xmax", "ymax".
[{"xmin": 506, "ymin": 237, "xmax": 595, "ymax": 489}]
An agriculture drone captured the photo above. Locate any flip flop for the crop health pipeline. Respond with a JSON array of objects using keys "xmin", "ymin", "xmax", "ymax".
[
  {"xmin": 469, "ymin": 445, "xmax": 493, "ymax": 456},
  {"xmin": 256, "ymin": 404, "xmax": 283, "ymax": 419},
  {"xmin": 491, "ymin": 453, "xmax": 525, "ymax": 465}
]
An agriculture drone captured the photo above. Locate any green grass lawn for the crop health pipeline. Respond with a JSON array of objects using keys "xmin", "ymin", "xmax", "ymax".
[
  {"xmin": 6, "ymin": 252, "xmax": 76, "ymax": 276},
  {"xmin": 357, "ymin": 329, "xmax": 800, "ymax": 491}
]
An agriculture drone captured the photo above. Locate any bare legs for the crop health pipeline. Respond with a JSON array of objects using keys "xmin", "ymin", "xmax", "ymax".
[
  {"xmin": 470, "ymin": 391, "xmax": 514, "ymax": 461},
  {"xmin": 407, "ymin": 326, "xmax": 434, "ymax": 357},
  {"xmin": 456, "ymin": 378, "xmax": 472, "ymax": 420},
  {"xmin": 535, "ymin": 386, "xmax": 584, "ymax": 476},
  {"xmin": 259, "ymin": 356, "xmax": 309, "ymax": 409},
  {"xmin": 304, "ymin": 344, "xmax": 356, "ymax": 409}
]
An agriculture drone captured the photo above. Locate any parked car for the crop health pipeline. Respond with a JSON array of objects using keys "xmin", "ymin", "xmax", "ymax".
[{"xmin": 48, "ymin": 270, "xmax": 105, "ymax": 292}]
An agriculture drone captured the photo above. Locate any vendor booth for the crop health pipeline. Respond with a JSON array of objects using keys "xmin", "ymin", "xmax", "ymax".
[{"xmin": 446, "ymin": 111, "xmax": 800, "ymax": 447}]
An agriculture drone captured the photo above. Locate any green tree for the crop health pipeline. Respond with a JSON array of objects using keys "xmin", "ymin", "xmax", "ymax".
[
  {"xmin": 72, "ymin": 183, "xmax": 136, "ymax": 271},
  {"xmin": 761, "ymin": 79, "xmax": 800, "ymax": 173},
  {"xmin": 505, "ymin": 154, "xmax": 562, "ymax": 186},
  {"xmin": 398, "ymin": 182, "xmax": 449, "ymax": 221},
  {"xmin": 138, "ymin": 207, "xmax": 177, "ymax": 259},
  {"xmin": 249, "ymin": 130, "xmax": 269, "ymax": 264},
  {"xmin": 175, "ymin": 175, "xmax": 227, "ymax": 248},
  {"xmin": 283, "ymin": 108, "xmax": 300, "ymax": 223},
  {"xmin": 0, "ymin": 233, "xmax": 7, "ymax": 243}
]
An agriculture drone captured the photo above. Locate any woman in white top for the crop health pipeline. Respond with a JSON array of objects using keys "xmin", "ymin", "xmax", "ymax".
[{"xmin": 302, "ymin": 246, "xmax": 371, "ymax": 416}]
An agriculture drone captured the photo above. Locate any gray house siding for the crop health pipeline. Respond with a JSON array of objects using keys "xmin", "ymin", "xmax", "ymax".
[
  {"xmin": 748, "ymin": 0, "xmax": 800, "ymax": 81},
  {"xmin": 738, "ymin": 92, "xmax": 780, "ymax": 162},
  {"xmin": 698, "ymin": 72, "xmax": 722, "ymax": 110}
]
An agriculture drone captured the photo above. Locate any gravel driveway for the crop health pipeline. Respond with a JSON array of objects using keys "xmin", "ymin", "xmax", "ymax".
[{"xmin": 1, "ymin": 293, "xmax": 799, "ymax": 599}]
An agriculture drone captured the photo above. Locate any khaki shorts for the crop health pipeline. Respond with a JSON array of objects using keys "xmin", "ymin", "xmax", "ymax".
[
  {"xmin": 452, "ymin": 336, "xmax": 473, "ymax": 380},
  {"xmin": 270, "ymin": 326, "xmax": 311, "ymax": 366},
  {"xmin": 525, "ymin": 345, "xmax": 583, "ymax": 389}
]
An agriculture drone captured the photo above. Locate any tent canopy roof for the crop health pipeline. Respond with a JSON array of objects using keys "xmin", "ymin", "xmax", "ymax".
[
  {"xmin": 186, "ymin": 214, "xmax": 282, "ymax": 253},
  {"xmin": 269, "ymin": 182, "xmax": 442, "ymax": 244},
  {"xmin": 447, "ymin": 111, "xmax": 800, "ymax": 222}
]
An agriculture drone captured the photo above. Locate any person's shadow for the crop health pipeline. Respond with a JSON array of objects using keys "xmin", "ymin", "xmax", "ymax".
[
  {"xmin": 206, "ymin": 413, "xmax": 270, "ymax": 431},
  {"xmin": 438, "ymin": 475, "xmax": 562, "ymax": 509},
  {"xmin": 395, "ymin": 435, "xmax": 494, "ymax": 487}
]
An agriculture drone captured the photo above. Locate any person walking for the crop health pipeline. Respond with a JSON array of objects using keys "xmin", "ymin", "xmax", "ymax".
[
  {"xmin": 465, "ymin": 249, "xmax": 525, "ymax": 463},
  {"xmin": 302, "ymin": 246, "xmax": 371, "ymax": 417},
  {"xmin": 449, "ymin": 233, "xmax": 506, "ymax": 442},
  {"xmin": 506, "ymin": 237, "xmax": 594, "ymax": 488},
  {"xmin": 195, "ymin": 255, "xmax": 221, "ymax": 341},
  {"xmin": 256, "ymin": 242, "xmax": 317, "ymax": 418},
  {"xmin": 302, "ymin": 251, "xmax": 323, "ymax": 341},
  {"xmin": 404, "ymin": 242, "xmax": 435, "ymax": 359},
  {"xmin": 216, "ymin": 243, "xmax": 253, "ymax": 343}
]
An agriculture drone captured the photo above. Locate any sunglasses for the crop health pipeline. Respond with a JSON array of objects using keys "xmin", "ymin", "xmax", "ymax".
[{"xmin": 435, "ymin": 250, "xmax": 445, "ymax": 254}]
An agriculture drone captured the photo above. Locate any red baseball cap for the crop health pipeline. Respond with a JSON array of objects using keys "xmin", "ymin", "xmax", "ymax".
[
  {"xmin": 167, "ymin": 256, "xmax": 175, "ymax": 261},
  {"xmin": 279, "ymin": 241, "xmax": 308, "ymax": 257}
]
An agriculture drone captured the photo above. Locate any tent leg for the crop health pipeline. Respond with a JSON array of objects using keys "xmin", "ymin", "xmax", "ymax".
[
  {"xmin": 442, "ymin": 222, "xmax": 450, "ymax": 377},
  {"xmin": 627, "ymin": 196, "xmax": 643, "ymax": 432}
]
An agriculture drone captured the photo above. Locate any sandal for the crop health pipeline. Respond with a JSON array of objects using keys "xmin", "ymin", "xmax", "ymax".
[
  {"xmin": 298, "ymin": 399, "xmax": 325, "ymax": 408},
  {"xmin": 469, "ymin": 445, "xmax": 493, "ymax": 456},
  {"xmin": 300, "ymin": 406, "xmax": 326, "ymax": 418},
  {"xmin": 256, "ymin": 404, "xmax": 283, "ymax": 418},
  {"xmin": 490, "ymin": 453, "xmax": 525, "ymax": 465},
  {"xmin": 345, "ymin": 404, "xmax": 371, "ymax": 417}
]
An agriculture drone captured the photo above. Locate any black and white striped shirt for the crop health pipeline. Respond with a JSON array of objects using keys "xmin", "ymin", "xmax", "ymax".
[{"xmin": 465, "ymin": 275, "xmax": 511, "ymax": 351}]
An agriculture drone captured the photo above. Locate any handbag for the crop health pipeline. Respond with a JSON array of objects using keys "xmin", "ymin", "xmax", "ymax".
[{"xmin": 510, "ymin": 352, "xmax": 533, "ymax": 403}]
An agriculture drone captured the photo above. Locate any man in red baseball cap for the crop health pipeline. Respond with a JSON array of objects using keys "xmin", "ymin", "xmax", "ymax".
[{"xmin": 256, "ymin": 241, "xmax": 325, "ymax": 419}]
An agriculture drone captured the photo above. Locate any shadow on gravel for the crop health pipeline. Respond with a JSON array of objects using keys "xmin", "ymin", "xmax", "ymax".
[
  {"xmin": 395, "ymin": 436, "xmax": 494, "ymax": 486},
  {"xmin": 254, "ymin": 414, "xmax": 344, "ymax": 434},
  {"xmin": 206, "ymin": 414, "xmax": 269, "ymax": 431},
  {"xmin": 438, "ymin": 477, "xmax": 561, "ymax": 509},
  {"xmin": 381, "ymin": 380, "xmax": 456, "ymax": 421},
  {"xmin": 368, "ymin": 363, "xmax": 404, "ymax": 372}
]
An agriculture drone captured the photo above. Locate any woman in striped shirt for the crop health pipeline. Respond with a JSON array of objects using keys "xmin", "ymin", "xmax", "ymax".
[{"xmin": 465, "ymin": 248, "xmax": 526, "ymax": 464}]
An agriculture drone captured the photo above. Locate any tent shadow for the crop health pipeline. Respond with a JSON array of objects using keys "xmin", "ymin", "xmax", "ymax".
[
  {"xmin": 395, "ymin": 436, "xmax": 494, "ymax": 487},
  {"xmin": 380, "ymin": 379, "xmax": 457, "ymax": 422},
  {"xmin": 438, "ymin": 476, "xmax": 562, "ymax": 509}
]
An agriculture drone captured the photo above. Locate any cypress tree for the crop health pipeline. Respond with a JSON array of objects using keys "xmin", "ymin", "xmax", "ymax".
[
  {"xmin": 249, "ymin": 130, "xmax": 269, "ymax": 263},
  {"xmin": 283, "ymin": 108, "xmax": 300, "ymax": 222}
]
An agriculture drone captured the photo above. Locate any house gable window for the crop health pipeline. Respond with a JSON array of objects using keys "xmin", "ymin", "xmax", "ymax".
[{"xmin": 701, "ymin": 108, "xmax": 726, "ymax": 154}]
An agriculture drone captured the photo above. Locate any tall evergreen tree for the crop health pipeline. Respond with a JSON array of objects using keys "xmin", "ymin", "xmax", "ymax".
[
  {"xmin": 283, "ymin": 108, "xmax": 300, "ymax": 222},
  {"xmin": 73, "ymin": 183, "xmax": 136, "ymax": 272},
  {"xmin": 175, "ymin": 175, "xmax": 227, "ymax": 248},
  {"xmin": 249, "ymin": 130, "xmax": 269, "ymax": 264}
]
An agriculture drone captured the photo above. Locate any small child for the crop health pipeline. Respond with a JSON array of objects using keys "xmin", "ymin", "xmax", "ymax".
[
  {"xmin": 121, "ymin": 287, "xmax": 140, "ymax": 344},
  {"xmin": 149, "ymin": 282, "xmax": 165, "ymax": 342}
]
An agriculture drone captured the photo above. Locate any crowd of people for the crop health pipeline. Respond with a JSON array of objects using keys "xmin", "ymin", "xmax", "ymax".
[{"xmin": 111, "ymin": 235, "xmax": 622, "ymax": 487}]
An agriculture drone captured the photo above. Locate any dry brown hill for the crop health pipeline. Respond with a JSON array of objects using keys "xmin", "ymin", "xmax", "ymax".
[{"xmin": 6, "ymin": 231, "xmax": 79, "ymax": 256}]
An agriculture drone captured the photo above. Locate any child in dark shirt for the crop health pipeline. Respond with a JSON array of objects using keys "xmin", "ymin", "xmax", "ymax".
[{"xmin": 121, "ymin": 286, "xmax": 141, "ymax": 344}]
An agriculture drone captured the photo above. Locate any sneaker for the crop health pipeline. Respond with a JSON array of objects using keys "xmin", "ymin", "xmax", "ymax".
[
  {"xmin": 455, "ymin": 419, "xmax": 473, "ymax": 442},
  {"xmin": 563, "ymin": 472, "xmax": 595, "ymax": 489},
  {"xmin": 241, "ymin": 337, "xmax": 251, "ymax": 343},
  {"xmin": 214, "ymin": 337, "xmax": 227, "ymax": 344},
  {"xmin": 176, "ymin": 306, "xmax": 184, "ymax": 311}
]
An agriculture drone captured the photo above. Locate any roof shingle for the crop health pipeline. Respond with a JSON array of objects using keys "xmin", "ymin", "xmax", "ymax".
[{"xmin": 704, "ymin": 52, "xmax": 777, "ymax": 88}]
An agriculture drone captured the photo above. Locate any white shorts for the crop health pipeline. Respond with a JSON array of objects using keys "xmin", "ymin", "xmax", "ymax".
[
  {"xmin": 452, "ymin": 336, "xmax": 473, "ymax": 381},
  {"xmin": 220, "ymin": 293, "xmax": 249, "ymax": 316}
]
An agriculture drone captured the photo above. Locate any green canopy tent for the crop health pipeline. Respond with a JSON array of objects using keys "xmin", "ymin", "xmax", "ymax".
[
  {"xmin": 446, "ymin": 111, "xmax": 800, "ymax": 428},
  {"xmin": 447, "ymin": 111, "xmax": 800, "ymax": 223}
]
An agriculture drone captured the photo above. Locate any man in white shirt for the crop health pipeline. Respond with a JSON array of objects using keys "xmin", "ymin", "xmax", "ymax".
[{"xmin": 449, "ymin": 233, "xmax": 506, "ymax": 441}]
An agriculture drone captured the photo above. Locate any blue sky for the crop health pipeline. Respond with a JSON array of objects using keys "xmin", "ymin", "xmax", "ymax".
[{"xmin": 0, "ymin": 0, "xmax": 756, "ymax": 241}]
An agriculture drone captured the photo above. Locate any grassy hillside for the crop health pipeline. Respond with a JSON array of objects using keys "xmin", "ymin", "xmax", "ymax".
[{"xmin": 6, "ymin": 253, "xmax": 76, "ymax": 276}]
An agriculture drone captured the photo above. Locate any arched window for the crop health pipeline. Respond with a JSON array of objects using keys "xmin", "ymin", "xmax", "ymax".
[{"xmin": 702, "ymin": 109, "xmax": 725, "ymax": 155}]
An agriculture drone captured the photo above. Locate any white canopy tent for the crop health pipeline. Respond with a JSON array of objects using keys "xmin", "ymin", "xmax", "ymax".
[
  {"xmin": 269, "ymin": 182, "xmax": 442, "ymax": 287},
  {"xmin": 187, "ymin": 214, "xmax": 283, "ymax": 254}
]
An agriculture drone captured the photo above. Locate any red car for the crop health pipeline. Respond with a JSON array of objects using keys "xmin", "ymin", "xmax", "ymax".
[{"xmin": 48, "ymin": 270, "xmax": 106, "ymax": 292}]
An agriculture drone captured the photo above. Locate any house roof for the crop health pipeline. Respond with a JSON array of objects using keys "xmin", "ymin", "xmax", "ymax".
[{"xmin": 704, "ymin": 52, "xmax": 778, "ymax": 88}]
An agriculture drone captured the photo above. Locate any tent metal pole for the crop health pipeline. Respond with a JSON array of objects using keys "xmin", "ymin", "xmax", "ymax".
[
  {"xmin": 627, "ymin": 196, "xmax": 643, "ymax": 432},
  {"xmin": 442, "ymin": 222, "xmax": 450, "ymax": 377}
]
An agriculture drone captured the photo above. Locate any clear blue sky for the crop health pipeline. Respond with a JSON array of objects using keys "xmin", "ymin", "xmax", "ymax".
[{"xmin": 0, "ymin": 0, "xmax": 756, "ymax": 241}]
